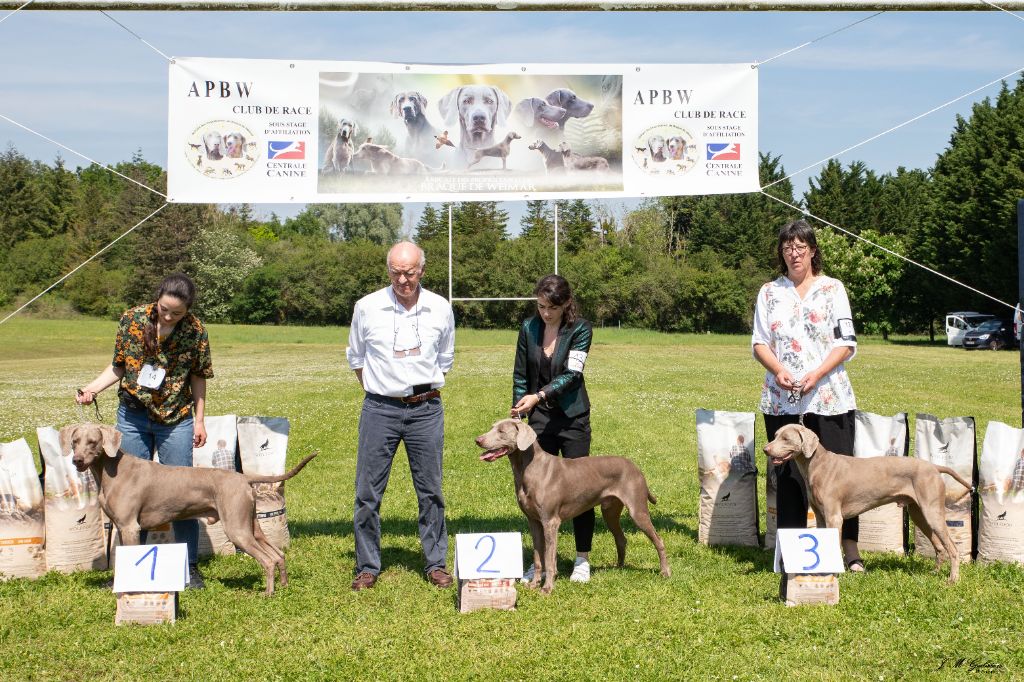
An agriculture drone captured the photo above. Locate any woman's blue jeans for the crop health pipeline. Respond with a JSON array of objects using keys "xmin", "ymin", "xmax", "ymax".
[{"xmin": 116, "ymin": 402, "xmax": 199, "ymax": 564}]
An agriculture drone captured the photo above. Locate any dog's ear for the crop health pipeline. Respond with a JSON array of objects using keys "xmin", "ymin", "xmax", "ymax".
[
  {"xmin": 438, "ymin": 87, "xmax": 461, "ymax": 125},
  {"xmin": 545, "ymin": 89, "xmax": 563, "ymax": 107},
  {"xmin": 412, "ymin": 91, "xmax": 428, "ymax": 109},
  {"xmin": 58, "ymin": 425, "xmax": 78, "ymax": 457},
  {"xmin": 513, "ymin": 99, "xmax": 536, "ymax": 129},
  {"xmin": 100, "ymin": 426, "xmax": 122, "ymax": 458},
  {"xmin": 494, "ymin": 87, "xmax": 511, "ymax": 128},
  {"xmin": 514, "ymin": 420, "xmax": 537, "ymax": 451},
  {"xmin": 799, "ymin": 427, "xmax": 820, "ymax": 459},
  {"xmin": 390, "ymin": 95, "xmax": 402, "ymax": 119}
]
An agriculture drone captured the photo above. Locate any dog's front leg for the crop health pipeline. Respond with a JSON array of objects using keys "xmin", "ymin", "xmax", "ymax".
[
  {"xmin": 118, "ymin": 523, "xmax": 142, "ymax": 546},
  {"xmin": 541, "ymin": 518, "xmax": 560, "ymax": 594},
  {"xmin": 526, "ymin": 517, "xmax": 544, "ymax": 590}
]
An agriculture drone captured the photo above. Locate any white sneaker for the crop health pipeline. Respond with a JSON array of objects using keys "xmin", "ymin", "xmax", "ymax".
[
  {"xmin": 521, "ymin": 565, "xmax": 544, "ymax": 583},
  {"xmin": 570, "ymin": 557, "xmax": 591, "ymax": 583}
]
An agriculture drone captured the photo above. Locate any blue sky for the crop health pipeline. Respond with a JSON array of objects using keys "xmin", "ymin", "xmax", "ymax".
[{"xmin": 1, "ymin": 9, "xmax": 1022, "ymax": 231}]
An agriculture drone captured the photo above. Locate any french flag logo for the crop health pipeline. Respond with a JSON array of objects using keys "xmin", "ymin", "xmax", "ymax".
[
  {"xmin": 267, "ymin": 141, "xmax": 305, "ymax": 160},
  {"xmin": 706, "ymin": 143, "xmax": 740, "ymax": 161}
]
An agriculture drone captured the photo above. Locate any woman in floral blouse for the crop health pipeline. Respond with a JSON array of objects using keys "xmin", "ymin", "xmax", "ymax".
[
  {"xmin": 76, "ymin": 273, "xmax": 214, "ymax": 588},
  {"xmin": 752, "ymin": 219, "xmax": 864, "ymax": 572}
]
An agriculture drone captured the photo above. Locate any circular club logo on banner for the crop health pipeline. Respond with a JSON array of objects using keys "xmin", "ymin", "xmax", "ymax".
[
  {"xmin": 631, "ymin": 124, "xmax": 698, "ymax": 176},
  {"xmin": 186, "ymin": 120, "xmax": 258, "ymax": 179}
]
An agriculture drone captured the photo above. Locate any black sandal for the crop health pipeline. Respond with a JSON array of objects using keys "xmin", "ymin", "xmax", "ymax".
[{"xmin": 846, "ymin": 558, "xmax": 866, "ymax": 573}]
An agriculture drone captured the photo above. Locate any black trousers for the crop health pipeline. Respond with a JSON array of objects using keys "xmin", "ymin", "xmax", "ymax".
[
  {"xmin": 529, "ymin": 407, "xmax": 595, "ymax": 553},
  {"xmin": 764, "ymin": 410, "xmax": 859, "ymax": 543}
]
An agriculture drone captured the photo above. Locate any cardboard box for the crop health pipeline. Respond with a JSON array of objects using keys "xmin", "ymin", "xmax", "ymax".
[
  {"xmin": 456, "ymin": 577, "xmax": 517, "ymax": 614},
  {"xmin": 115, "ymin": 592, "xmax": 178, "ymax": 625},
  {"xmin": 779, "ymin": 573, "xmax": 839, "ymax": 607}
]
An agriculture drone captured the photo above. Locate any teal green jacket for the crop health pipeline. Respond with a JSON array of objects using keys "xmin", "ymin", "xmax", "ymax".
[{"xmin": 512, "ymin": 316, "xmax": 592, "ymax": 418}]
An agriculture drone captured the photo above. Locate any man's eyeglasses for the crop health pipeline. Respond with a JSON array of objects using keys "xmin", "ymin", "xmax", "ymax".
[
  {"xmin": 389, "ymin": 268, "xmax": 422, "ymax": 280},
  {"xmin": 782, "ymin": 243, "xmax": 810, "ymax": 256}
]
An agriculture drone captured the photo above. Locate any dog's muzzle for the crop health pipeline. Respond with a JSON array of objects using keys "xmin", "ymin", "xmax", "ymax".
[{"xmin": 478, "ymin": 446, "xmax": 510, "ymax": 462}]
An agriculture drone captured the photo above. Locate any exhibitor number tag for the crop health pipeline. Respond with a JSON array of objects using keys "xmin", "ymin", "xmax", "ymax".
[{"xmin": 138, "ymin": 364, "xmax": 166, "ymax": 390}]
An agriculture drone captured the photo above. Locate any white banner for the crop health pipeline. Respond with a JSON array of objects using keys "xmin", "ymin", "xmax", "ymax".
[{"xmin": 167, "ymin": 58, "xmax": 759, "ymax": 203}]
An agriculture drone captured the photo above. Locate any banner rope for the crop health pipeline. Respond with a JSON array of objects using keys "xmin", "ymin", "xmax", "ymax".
[
  {"xmin": 754, "ymin": 12, "xmax": 886, "ymax": 68},
  {"xmin": 0, "ymin": 204, "xmax": 170, "ymax": 326},
  {"xmin": 762, "ymin": 64, "xmax": 1024, "ymax": 190},
  {"xmin": 761, "ymin": 191, "xmax": 1015, "ymax": 311},
  {"xmin": 979, "ymin": 0, "xmax": 1024, "ymax": 22},
  {"xmin": 100, "ymin": 10, "xmax": 173, "ymax": 62},
  {"xmin": 0, "ymin": 0, "xmax": 33, "ymax": 27},
  {"xmin": 0, "ymin": 112, "xmax": 168, "ymax": 198}
]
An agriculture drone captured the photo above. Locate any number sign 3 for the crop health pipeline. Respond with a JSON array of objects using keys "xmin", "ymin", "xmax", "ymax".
[{"xmin": 774, "ymin": 528, "xmax": 844, "ymax": 574}]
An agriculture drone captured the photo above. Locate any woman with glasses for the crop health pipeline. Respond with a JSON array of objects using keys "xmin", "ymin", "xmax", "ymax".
[
  {"xmin": 751, "ymin": 219, "xmax": 864, "ymax": 572},
  {"xmin": 511, "ymin": 274, "xmax": 595, "ymax": 583},
  {"xmin": 75, "ymin": 272, "xmax": 214, "ymax": 588}
]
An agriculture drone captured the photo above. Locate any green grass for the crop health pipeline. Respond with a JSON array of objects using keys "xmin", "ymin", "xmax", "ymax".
[{"xmin": 1, "ymin": 317, "xmax": 1022, "ymax": 680}]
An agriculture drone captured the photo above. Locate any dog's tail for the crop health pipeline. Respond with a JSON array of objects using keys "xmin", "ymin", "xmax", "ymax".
[
  {"xmin": 935, "ymin": 465, "xmax": 974, "ymax": 502},
  {"xmin": 246, "ymin": 452, "xmax": 318, "ymax": 485}
]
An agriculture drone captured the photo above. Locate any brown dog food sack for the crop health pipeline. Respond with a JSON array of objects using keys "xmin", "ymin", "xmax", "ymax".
[
  {"xmin": 192, "ymin": 415, "xmax": 238, "ymax": 557},
  {"xmin": 853, "ymin": 411, "xmax": 909, "ymax": 555},
  {"xmin": 978, "ymin": 421, "xmax": 1024, "ymax": 565},
  {"xmin": 914, "ymin": 414, "xmax": 977, "ymax": 562},
  {"xmin": 0, "ymin": 438, "xmax": 46, "ymax": 580},
  {"xmin": 696, "ymin": 409, "xmax": 759, "ymax": 547},
  {"xmin": 237, "ymin": 416, "xmax": 291, "ymax": 551},
  {"xmin": 37, "ymin": 426, "xmax": 106, "ymax": 573}
]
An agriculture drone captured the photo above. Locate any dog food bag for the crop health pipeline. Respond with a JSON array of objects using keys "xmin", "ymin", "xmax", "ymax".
[
  {"xmin": 237, "ymin": 416, "xmax": 291, "ymax": 551},
  {"xmin": 115, "ymin": 592, "xmax": 178, "ymax": 626},
  {"xmin": 913, "ymin": 414, "xmax": 977, "ymax": 562},
  {"xmin": 978, "ymin": 421, "xmax": 1024, "ymax": 565},
  {"xmin": 192, "ymin": 415, "xmax": 238, "ymax": 557},
  {"xmin": 37, "ymin": 427, "xmax": 106, "ymax": 573},
  {"xmin": 696, "ymin": 410, "xmax": 759, "ymax": 547},
  {"xmin": 853, "ymin": 411, "xmax": 909, "ymax": 554},
  {"xmin": 0, "ymin": 438, "xmax": 46, "ymax": 580},
  {"xmin": 454, "ymin": 555, "xmax": 518, "ymax": 614}
]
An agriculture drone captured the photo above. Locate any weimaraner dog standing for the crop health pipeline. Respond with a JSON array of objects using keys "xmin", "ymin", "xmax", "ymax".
[
  {"xmin": 61, "ymin": 423, "xmax": 316, "ymax": 595},
  {"xmin": 475, "ymin": 418, "xmax": 670, "ymax": 593},
  {"xmin": 764, "ymin": 423, "xmax": 973, "ymax": 583}
]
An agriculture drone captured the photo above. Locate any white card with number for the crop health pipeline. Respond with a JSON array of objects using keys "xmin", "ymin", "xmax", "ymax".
[
  {"xmin": 112, "ymin": 543, "xmax": 189, "ymax": 592},
  {"xmin": 774, "ymin": 528, "xmax": 844, "ymax": 574},
  {"xmin": 138, "ymin": 363, "xmax": 166, "ymax": 389},
  {"xmin": 455, "ymin": 532, "xmax": 523, "ymax": 580}
]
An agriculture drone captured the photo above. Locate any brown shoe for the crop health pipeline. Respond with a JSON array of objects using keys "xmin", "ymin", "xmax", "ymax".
[
  {"xmin": 427, "ymin": 568, "xmax": 453, "ymax": 588},
  {"xmin": 351, "ymin": 572, "xmax": 377, "ymax": 591}
]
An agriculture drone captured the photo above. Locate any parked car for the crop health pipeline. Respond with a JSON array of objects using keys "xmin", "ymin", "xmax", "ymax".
[
  {"xmin": 945, "ymin": 311, "xmax": 995, "ymax": 347},
  {"xmin": 962, "ymin": 319, "xmax": 1015, "ymax": 350}
]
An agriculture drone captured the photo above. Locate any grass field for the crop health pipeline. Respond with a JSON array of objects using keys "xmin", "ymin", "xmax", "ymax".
[{"xmin": 0, "ymin": 317, "xmax": 1022, "ymax": 681}]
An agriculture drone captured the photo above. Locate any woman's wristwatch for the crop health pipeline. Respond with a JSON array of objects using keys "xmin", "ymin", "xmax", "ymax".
[{"xmin": 537, "ymin": 390, "xmax": 547, "ymax": 404}]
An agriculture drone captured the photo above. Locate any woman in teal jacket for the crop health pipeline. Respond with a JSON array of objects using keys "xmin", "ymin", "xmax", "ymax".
[{"xmin": 512, "ymin": 274, "xmax": 594, "ymax": 583}]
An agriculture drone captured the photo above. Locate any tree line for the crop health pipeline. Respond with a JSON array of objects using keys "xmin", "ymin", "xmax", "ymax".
[{"xmin": 2, "ymin": 77, "xmax": 1022, "ymax": 336}]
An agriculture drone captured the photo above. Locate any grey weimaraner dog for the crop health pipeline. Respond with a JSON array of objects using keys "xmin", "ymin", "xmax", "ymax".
[
  {"xmin": 61, "ymin": 423, "xmax": 316, "ymax": 595},
  {"xmin": 475, "ymin": 418, "xmax": 670, "ymax": 593},
  {"xmin": 764, "ymin": 423, "xmax": 973, "ymax": 583}
]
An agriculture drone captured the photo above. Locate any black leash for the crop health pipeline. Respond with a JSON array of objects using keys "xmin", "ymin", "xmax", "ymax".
[{"xmin": 76, "ymin": 389, "xmax": 104, "ymax": 422}]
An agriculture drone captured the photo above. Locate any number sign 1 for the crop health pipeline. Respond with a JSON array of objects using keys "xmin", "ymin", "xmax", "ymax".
[
  {"xmin": 774, "ymin": 528, "xmax": 845, "ymax": 574},
  {"xmin": 112, "ymin": 543, "xmax": 189, "ymax": 593},
  {"xmin": 454, "ymin": 532, "xmax": 523, "ymax": 580}
]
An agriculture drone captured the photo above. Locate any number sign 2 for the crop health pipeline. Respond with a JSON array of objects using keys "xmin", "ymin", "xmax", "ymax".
[
  {"xmin": 112, "ymin": 543, "xmax": 189, "ymax": 593},
  {"xmin": 455, "ymin": 533, "xmax": 523, "ymax": 580},
  {"xmin": 774, "ymin": 528, "xmax": 844, "ymax": 574}
]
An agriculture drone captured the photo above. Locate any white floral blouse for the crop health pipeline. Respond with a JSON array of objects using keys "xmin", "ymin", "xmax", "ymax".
[{"xmin": 751, "ymin": 275, "xmax": 857, "ymax": 416}]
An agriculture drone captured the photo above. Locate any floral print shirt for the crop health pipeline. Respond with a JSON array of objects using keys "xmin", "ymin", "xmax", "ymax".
[
  {"xmin": 751, "ymin": 275, "xmax": 856, "ymax": 416},
  {"xmin": 112, "ymin": 304, "xmax": 214, "ymax": 425}
]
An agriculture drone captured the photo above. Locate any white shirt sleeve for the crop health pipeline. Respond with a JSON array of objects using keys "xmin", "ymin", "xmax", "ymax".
[
  {"xmin": 751, "ymin": 283, "xmax": 772, "ymax": 358},
  {"xmin": 346, "ymin": 301, "xmax": 366, "ymax": 370},
  {"xmin": 436, "ymin": 305, "xmax": 455, "ymax": 374},
  {"xmin": 832, "ymin": 280, "xmax": 857, "ymax": 360}
]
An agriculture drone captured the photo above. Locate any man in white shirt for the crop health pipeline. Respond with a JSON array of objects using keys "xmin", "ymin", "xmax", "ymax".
[{"xmin": 346, "ymin": 241, "xmax": 455, "ymax": 591}]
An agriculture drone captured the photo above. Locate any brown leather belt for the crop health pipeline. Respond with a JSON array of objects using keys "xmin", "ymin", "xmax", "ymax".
[{"xmin": 402, "ymin": 389, "xmax": 440, "ymax": 404}]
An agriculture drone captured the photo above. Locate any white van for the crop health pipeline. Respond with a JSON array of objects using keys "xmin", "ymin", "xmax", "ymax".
[{"xmin": 945, "ymin": 311, "xmax": 995, "ymax": 346}]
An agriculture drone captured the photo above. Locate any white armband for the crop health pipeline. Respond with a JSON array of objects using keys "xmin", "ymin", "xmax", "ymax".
[{"xmin": 567, "ymin": 350, "xmax": 588, "ymax": 372}]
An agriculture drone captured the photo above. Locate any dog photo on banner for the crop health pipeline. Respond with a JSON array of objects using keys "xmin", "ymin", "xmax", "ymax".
[
  {"xmin": 853, "ymin": 411, "xmax": 910, "ymax": 555},
  {"xmin": 978, "ymin": 421, "xmax": 1024, "ymax": 565},
  {"xmin": 914, "ymin": 414, "xmax": 978, "ymax": 562},
  {"xmin": 0, "ymin": 438, "xmax": 46, "ymax": 580},
  {"xmin": 37, "ymin": 426, "xmax": 106, "ymax": 573},
  {"xmin": 695, "ymin": 409, "xmax": 759, "ymax": 547}
]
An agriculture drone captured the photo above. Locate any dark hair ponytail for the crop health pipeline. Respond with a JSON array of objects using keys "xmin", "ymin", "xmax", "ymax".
[
  {"xmin": 534, "ymin": 274, "xmax": 579, "ymax": 327},
  {"xmin": 143, "ymin": 273, "xmax": 197, "ymax": 356}
]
